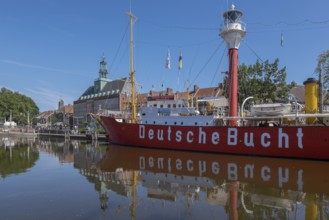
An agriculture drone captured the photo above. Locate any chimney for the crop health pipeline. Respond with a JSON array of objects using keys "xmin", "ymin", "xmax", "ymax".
[
  {"xmin": 194, "ymin": 85, "xmax": 199, "ymax": 92},
  {"xmin": 167, "ymin": 88, "xmax": 173, "ymax": 95}
]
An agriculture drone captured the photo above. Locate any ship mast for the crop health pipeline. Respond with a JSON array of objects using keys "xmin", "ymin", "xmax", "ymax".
[{"xmin": 128, "ymin": 10, "xmax": 137, "ymax": 123}]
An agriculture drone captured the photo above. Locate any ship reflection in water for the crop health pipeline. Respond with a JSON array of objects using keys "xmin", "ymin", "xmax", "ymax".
[
  {"xmin": 79, "ymin": 144, "xmax": 329, "ymax": 219},
  {"xmin": 1, "ymin": 136, "xmax": 329, "ymax": 219}
]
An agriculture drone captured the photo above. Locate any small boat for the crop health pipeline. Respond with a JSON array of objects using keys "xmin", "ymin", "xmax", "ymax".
[
  {"xmin": 250, "ymin": 103, "xmax": 292, "ymax": 116},
  {"xmin": 95, "ymin": 6, "xmax": 329, "ymax": 160}
]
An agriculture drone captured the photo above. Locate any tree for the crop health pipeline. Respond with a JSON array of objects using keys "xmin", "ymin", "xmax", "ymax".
[
  {"xmin": 0, "ymin": 88, "xmax": 39, "ymax": 125},
  {"xmin": 224, "ymin": 59, "xmax": 289, "ymax": 109},
  {"xmin": 315, "ymin": 50, "xmax": 329, "ymax": 104}
]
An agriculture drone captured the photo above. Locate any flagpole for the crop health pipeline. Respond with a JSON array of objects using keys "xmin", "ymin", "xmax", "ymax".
[
  {"xmin": 177, "ymin": 69, "xmax": 180, "ymax": 92},
  {"xmin": 177, "ymin": 51, "xmax": 183, "ymax": 92}
]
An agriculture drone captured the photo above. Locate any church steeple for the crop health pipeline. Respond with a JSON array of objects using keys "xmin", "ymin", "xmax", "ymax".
[
  {"xmin": 99, "ymin": 53, "xmax": 108, "ymax": 79},
  {"xmin": 94, "ymin": 53, "xmax": 110, "ymax": 93}
]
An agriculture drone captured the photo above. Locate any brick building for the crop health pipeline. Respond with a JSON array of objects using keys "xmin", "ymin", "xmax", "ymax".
[{"xmin": 73, "ymin": 55, "xmax": 132, "ymax": 126}]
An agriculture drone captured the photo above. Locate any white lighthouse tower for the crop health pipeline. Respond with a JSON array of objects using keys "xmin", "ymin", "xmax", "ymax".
[{"xmin": 220, "ymin": 4, "xmax": 246, "ymax": 126}]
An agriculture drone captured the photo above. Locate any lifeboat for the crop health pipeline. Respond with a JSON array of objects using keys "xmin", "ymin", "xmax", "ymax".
[{"xmin": 250, "ymin": 103, "xmax": 292, "ymax": 116}]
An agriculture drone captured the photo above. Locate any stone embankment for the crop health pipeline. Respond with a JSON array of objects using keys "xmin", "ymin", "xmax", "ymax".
[{"xmin": 0, "ymin": 128, "xmax": 107, "ymax": 142}]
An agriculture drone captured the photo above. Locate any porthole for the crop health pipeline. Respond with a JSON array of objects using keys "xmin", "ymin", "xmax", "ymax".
[
  {"xmin": 195, "ymin": 122, "xmax": 198, "ymax": 125},
  {"xmin": 181, "ymin": 122, "xmax": 183, "ymax": 125},
  {"xmin": 174, "ymin": 122, "xmax": 177, "ymax": 125},
  {"xmin": 153, "ymin": 121, "xmax": 156, "ymax": 124}
]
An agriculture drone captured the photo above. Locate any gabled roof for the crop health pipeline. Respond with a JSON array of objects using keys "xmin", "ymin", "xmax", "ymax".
[
  {"xmin": 38, "ymin": 111, "xmax": 54, "ymax": 119},
  {"xmin": 289, "ymin": 86, "xmax": 305, "ymax": 103},
  {"xmin": 138, "ymin": 85, "xmax": 224, "ymax": 105},
  {"xmin": 190, "ymin": 87, "xmax": 224, "ymax": 99},
  {"xmin": 78, "ymin": 78, "xmax": 128, "ymax": 100},
  {"xmin": 81, "ymin": 86, "xmax": 94, "ymax": 97},
  {"xmin": 101, "ymin": 78, "xmax": 127, "ymax": 93},
  {"xmin": 62, "ymin": 105, "xmax": 73, "ymax": 114}
]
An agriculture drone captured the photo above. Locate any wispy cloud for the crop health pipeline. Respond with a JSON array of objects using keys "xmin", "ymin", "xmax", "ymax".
[
  {"xmin": 0, "ymin": 59, "xmax": 88, "ymax": 76},
  {"xmin": 24, "ymin": 86, "xmax": 76, "ymax": 112}
]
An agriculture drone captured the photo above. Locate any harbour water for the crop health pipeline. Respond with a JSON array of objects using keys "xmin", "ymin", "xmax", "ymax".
[{"xmin": 1, "ymin": 135, "xmax": 329, "ymax": 219}]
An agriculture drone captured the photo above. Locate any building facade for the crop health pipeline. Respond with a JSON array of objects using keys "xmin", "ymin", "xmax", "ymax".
[{"xmin": 73, "ymin": 55, "xmax": 132, "ymax": 126}]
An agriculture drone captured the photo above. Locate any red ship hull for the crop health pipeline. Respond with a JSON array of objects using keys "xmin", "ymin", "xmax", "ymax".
[{"xmin": 98, "ymin": 116, "xmax": 329, "ymax": 160}]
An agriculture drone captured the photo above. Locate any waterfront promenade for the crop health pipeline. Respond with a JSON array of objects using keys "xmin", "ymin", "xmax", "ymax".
[{"xmin": 0, "ymin": 127, "xmax": 107, "ymax": 141}]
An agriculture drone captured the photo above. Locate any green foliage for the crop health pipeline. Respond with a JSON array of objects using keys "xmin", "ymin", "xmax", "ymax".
[
  {"xmin": 79, "ymin": 128, "xmax": 87, "ymax": 134},
  {"xmin": 97, "ymin": 128, "xmax": 106, "ymax": 134},
  {"xmin": 315, "ymin": 50, "xmax": 329, "ymax": 101},
  {"xmin": 288, "ymin": 81, "xmax": 298, "ymax": 89},
  {"xmin": 224, "ymin": 59, "xmax": 289, "ymax": 108},
  {"xmin": 0, "ymin": 147, "xmax": 39, "ymax": 178},
  {"xmin": 0, "ymin": 88, "xmax": 39, "ymax": 125},
  {"xmin": 49, "ymin": 115, "xmax": 58, "ymax": 125}
]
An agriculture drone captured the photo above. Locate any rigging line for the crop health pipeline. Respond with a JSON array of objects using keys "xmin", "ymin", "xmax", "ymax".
[
  {"xmin": 109, "ymin": 22, "xmax": 130, "ymax": 73},
  {"xmin": 187, "ymin": 45, "xmax": 200, "ymax": 81},
  {"xmin": 248, "ymin": 18, "xmax": 329, "ymax": 27},
  {"xmin": 210, "ymin": 47, "xmax": 226, "ymax": 87},
  {"xmin": 243, "ymin": 41, "xmax": 264, "ymax": 63},
  {"xmin": 247, "ymin": 24, "xmax": 329, "ymax": 34},
  {"xmin": 189, "ymin": 40, "xmax": 225, "ymax": 89},
  {"xmin": 113, "ymin": 43, "xmax": 130, "ymax": 75},
  {"xmin": 138, "ymin": 19, "xmax": 218, "ymax": 31},
  {"xmin": 135, "ymin": 38, "xmax": 220, "ymax": 49}
]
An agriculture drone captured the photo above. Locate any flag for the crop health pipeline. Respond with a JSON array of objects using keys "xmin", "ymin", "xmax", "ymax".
[
  {"xmin": 166, "ymin": 48, "xmax": 171, "ymax": 69},
  {"xmin": 178, "ymin": 51, "xmax": 183, "ymax": 70},
  {"xmin": 281, "ymin": 32, "xmax": 283, "ymax": 47}
]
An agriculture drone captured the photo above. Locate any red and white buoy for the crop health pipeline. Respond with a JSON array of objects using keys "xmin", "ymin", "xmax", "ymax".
[{"xmin": 220, "ymin": 4, "xmax": 246, "ymax": 126}]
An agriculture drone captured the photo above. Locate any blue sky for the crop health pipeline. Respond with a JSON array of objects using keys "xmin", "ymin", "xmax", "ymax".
[{"xmin": 0, "ymin": 0, "xmax": 329, "ymax": 112}]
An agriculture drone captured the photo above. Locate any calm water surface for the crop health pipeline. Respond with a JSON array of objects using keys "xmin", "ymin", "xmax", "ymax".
[{"xmin": 1, "ymin": 135, "xmax": 329, "ymax": 219}]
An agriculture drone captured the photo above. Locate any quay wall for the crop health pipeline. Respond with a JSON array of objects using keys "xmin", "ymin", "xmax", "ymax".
[{"xmin": 0, "ymin": 128, "xmax": 107, "ymax": 142}]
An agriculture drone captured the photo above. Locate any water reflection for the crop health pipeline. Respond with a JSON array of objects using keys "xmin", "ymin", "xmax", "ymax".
[
  {"xmin": 0, "ymin": 135, "xmax": 39, "ymax": 178},
  {"xmin": 95, "ymin": 145, "xmax": 329, "ymax": 219},
  {"xmin": 1, "ymin": 136, "xmax": 329, "ymax": 219}
]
